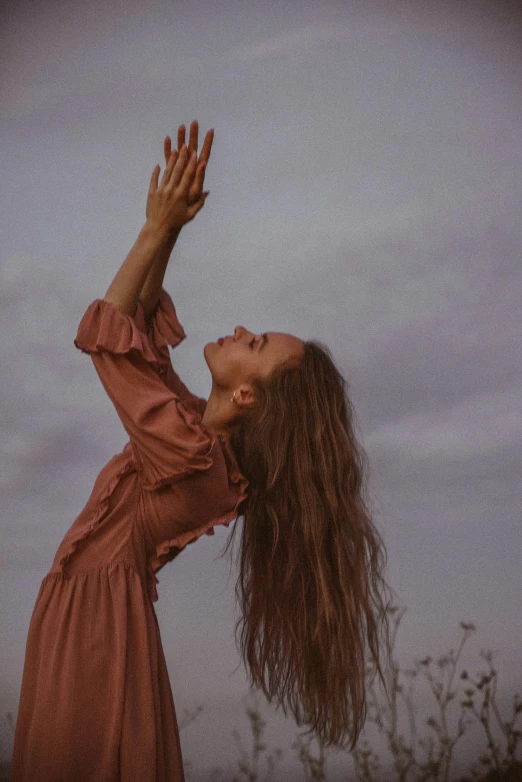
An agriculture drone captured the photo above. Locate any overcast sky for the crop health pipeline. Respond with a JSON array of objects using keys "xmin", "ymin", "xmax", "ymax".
[{"xmin": 1, "ymin": 0, "xmax": 521, "ymax": 778}]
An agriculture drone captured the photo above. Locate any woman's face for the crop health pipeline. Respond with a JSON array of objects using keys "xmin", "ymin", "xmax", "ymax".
[{"xmin": 204, "ymin": 325, "xmax": 304, "ymax": 391}]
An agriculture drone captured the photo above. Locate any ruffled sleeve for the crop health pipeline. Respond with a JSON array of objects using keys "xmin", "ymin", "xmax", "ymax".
[
  {"xmin": 74, "ymin": 294, "xmax": 216, "ymax": 490},
  {"xmin": 134, "ymin": 289, "xmax": 208, "ymax": 419}
]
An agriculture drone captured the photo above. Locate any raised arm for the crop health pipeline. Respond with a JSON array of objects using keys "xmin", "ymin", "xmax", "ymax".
[
  {"xmin": 139, "ymin": 123, "xmax": 214, "ymax": 322},
  {"xmin": 104, "ymin": 123, "xmax": 212, "ymax": 317},
  {"xmin": 139, "ymin": 226, "xmax": 181, "ymax": 323},
  {"xmin": 104, "ymin": 222, "xmax": 172, "ymax": 318}
]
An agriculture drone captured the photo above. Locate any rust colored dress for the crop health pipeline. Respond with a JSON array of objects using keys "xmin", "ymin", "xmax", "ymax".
[{"xmin": 10, "ymin": 289, "xmax": 248, "ymax": 782}]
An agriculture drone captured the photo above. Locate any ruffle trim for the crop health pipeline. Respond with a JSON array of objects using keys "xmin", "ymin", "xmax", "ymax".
[
  {"xmin": 58, "ymin": 458, "xmax": 136, "ymax": 576},
  {"xmin": 147, "ymin": 435, "xmax": 249, "ymax": 603},
  {"xmin": 132, "ymin": 403, "xmax": 217, "ymax": 491},
  {"xmin": 74, "ymin": 293, "xmax": 218, "ymax": 490},
  {"xmin": 74, "ymin": 292, "xmax": 185, "ymax": 369},
  {"xmin": 137, "ymin": 288, "xmax": 187, "ymax": 361},
  {"xmin": 137, "ymin": 289, "xmax": 209, "ymax": 418}
]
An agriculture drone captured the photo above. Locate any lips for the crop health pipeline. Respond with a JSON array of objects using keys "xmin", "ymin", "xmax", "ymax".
[{"xmin": 217, "ymin": 337, "xmax": 224, "ymax": 346}]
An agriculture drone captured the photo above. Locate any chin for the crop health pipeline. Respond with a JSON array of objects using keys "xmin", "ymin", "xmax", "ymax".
[{"xmin": 203, "ymin": 342, "xmax": 215, "ymax": 367}]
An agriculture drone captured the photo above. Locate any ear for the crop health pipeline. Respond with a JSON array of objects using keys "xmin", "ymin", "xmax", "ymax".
[{"xmin": 236, "ymin": 384, "xmax": 256, "ymax": 408}]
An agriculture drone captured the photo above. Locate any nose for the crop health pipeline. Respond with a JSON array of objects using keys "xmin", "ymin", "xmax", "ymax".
[{"xmin": 233, "ymin": 325, "xmax": 246, "ymax": 341}]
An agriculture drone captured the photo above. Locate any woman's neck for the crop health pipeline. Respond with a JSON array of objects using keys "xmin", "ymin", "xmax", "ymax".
[{"xmin": 201, "ymin": 388, "xmax": 232, "ymax": 442}]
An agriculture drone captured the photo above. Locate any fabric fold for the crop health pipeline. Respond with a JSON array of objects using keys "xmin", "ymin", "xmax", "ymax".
[
  {"xmin": 74, "ymin": 298, "xmax": 163, "ymax": 367},
  {"xmin": 134, "ymin": 396, "xmax": 217, "ymax": 491},
  {"xmin": 74, "ymin": 289, "xmax": 187, "ymax": 366},
  {"xmin": 139, "ymin": 289, "xmax": 187, "ymax": 359},
  {"xmin": 147, "ymin": 434, "xmax": 249, "ymax": 602},
  {"xmin": 58, "ymin": 459, "xmax": 136, "ymax": 577},
  {"xmin": 73, "ymin": 295, "xmax": 218, "ymax": 490},
  {"xmin": 139, "ymin": 289, "xmax": 209, "ymax": 419}
]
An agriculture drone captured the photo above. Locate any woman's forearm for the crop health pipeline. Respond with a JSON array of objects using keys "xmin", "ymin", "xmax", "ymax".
[
  {"xmin": 139, "ymin": 226, "xmax": 181, "ymax": 319},
  {"xmin": 104, "ymin": 221, "xmax": 172, "ymax": 317}
]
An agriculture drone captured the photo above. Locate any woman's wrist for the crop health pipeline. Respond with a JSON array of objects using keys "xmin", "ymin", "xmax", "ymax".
[{"xmin": 143, "ymin": 219, "xmax": 180, "ymax": 244}]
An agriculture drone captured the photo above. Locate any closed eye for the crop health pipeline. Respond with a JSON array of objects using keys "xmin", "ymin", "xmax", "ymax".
[{"xmin": 249, "ymin": 334, "xmax": 268, "ymax": 350}]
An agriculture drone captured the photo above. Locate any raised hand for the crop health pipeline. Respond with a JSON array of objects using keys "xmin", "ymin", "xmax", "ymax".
[
  {"xmin": 146, "ymin": 144, "xmax": 207, "ymax": 234},
  {"xmin": 164, "ymin": 121, "xmax": 214, "ymax": 206}
]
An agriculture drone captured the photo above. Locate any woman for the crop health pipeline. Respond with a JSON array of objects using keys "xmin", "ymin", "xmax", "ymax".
[{"xmin": 11, "ymin": 122, "xmax": 393, "ymax": 781}]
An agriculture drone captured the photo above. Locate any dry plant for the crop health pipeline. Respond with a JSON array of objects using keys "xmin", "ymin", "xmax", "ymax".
[
  {"xmin": 349, "ymin": 604, "xmax": 521, "ymax": 782},
  {"xmin": 180, "ymin": 602, "xmax": 521, "ymax": 782}
]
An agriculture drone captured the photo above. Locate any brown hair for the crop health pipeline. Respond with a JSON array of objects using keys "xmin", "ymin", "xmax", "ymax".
[{"xmin": 222, "ymin": 339, "xmax": 394, "ymax": 750}]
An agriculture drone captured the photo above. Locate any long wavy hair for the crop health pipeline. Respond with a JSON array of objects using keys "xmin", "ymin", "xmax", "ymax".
[{"xmin": 221, "ymin": 339, "xmax": 394, "ymax": 750}]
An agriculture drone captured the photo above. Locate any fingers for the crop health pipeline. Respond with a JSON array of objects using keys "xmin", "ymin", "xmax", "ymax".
[
  {"xmin": 191, "ymin": 161, "xmax": 207, "ymax": 198},
  {"xmin": 176, "ymin": 122, "xmax": 213, "ymax": 162},
  {"xmin": 186, "ymin": 191, "xmax": 209, "ymax": 222},
  {"xmin": 164, "ymin": 136, "xmax": 171, "ymax": 165},
  {"xmin": 161, "ymin": 121, "xmax": 212, "ymax": 199},
  {"xmin": 198, "ymin": 128, "xmax": 214, "ymax": 166},
  {"xmin": 188, "ymin": 121, "xmax": 198, "ymax": 156},
  {"xmin": 169, "ymin": 145, "xmax": 193, "ymax": 188},
  {"xmin": 178, "ymin": 148, "xmax": 198, "ymax": 192},
  {"xmin": 179, "ymin": 121, "xmax": 199, "ymax": 157},
  {"xmin": 161, "ymin": 148, "xmax": 179, "ymax": 187},
  {"xmin": 170, "ymin": 123, "xmax": 213, "ymax": 172},
  {"xmin": 149, "ymin": 164, "xmax": 160, "ymax": 193},
  {"xmin": 177, "ymin": 125, "xmax": 186, "ymax": 152}
]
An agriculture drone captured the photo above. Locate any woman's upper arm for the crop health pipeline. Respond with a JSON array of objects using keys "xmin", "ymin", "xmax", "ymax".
[{"xmin": 75, "ymin": 296, "xmax": 215, "ymax": 490}]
